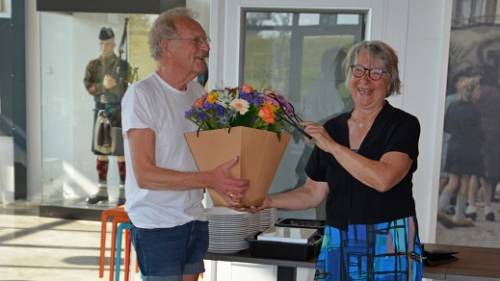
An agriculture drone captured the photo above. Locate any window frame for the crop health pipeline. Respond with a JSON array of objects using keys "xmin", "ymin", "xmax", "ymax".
[{"xmin": 208, "ymin": 0, "xmax": 383, "ymax": 90}]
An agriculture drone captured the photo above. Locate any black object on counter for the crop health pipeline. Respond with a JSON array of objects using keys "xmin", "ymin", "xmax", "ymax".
[
  {"xmin": 422, "ymin": 244, "xmax": 459, "ymax": 266},
  {"xmin": 246, "ymin": 232, "xmax": 323, "ymax": 261},
  {"xmin": 275, "ymin": 218, "xmax": 325, "ymax": 234}
]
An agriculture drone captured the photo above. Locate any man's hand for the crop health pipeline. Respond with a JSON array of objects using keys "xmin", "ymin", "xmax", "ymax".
[
  {"xmin": 206, "ymin": 157, "xmax": 249, "ymax": 206},
  {"xmin": 103, "ymin": 74, "xmax": 117, "ymax": 90}
]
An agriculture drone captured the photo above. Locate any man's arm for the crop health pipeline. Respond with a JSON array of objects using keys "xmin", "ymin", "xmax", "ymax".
[
  {"xmin": 127, "ymin": 128, "xmax": 248, "ymax": 203},
  {"xmin": 83, "ymin": 60, "xmax": 100, "ymax": 96}
]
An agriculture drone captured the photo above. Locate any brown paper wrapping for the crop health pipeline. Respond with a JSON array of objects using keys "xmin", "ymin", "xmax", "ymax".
[{"xmin": 185, "ymin": 126, "xmax": 290, "ymax": 207}]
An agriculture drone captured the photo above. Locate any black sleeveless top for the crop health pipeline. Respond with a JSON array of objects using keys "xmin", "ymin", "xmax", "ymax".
[{"xmin": 305, "ymin": 101, "xmax": 420, "ymax": 230}]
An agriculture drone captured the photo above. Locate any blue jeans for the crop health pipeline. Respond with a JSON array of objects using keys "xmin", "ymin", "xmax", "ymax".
[{"xmin": 131, "ymin": 220, "xmax": 209, "ymax": 281}]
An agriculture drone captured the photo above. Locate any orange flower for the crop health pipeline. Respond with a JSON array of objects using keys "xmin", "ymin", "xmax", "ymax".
[
  {"xmin": 241, "ymin": 84, "xmax": 254, "ymax": 93},
  {"xmin": 193, "ymin": 96, "xmax": 205, "ymax": 108},
  {"xmin": 259, "ymin": 103, "xmax": 277, "ymax": 124}
]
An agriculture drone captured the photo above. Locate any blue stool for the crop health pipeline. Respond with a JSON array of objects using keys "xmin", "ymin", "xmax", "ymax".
[{"xmin": 114, "ymin": 222, "xmax": 132, "ymax": 281}]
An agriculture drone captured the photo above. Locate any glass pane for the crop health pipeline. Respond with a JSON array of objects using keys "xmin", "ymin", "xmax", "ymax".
[
  {"xmin": 242, "ymin": 10, "xmax": 364, "ymax": 219},
  {"xmin": 437, "ymin": 0, "xmax": 500, "ymax": 248},
  {"xmin": 40, "ymin": 12, "xmax": 157, "ymax": 207}
]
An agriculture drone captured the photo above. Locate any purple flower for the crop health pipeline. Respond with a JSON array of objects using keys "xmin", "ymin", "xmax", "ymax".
[
  {"xmin": 238, "ymin": 92, "xmax": 254, "ymax": 104},
  {"xmin": 195, "ymin": 110, "xmax": 209, "ymax": 121},
  {"xmin": 215, "ymin": 104, "xmax": 225, "ymax": 116},
  {"xmin": 185, "ymin": 108, "xmax": 194, "ymax": 118}
]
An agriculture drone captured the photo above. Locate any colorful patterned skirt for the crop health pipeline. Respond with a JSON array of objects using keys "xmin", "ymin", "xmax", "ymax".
[{"xmin": 315, "ymin": 216, "xmax": 423, "ymax": 281}]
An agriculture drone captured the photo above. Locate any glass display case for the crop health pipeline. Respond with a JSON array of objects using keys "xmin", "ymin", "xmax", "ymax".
[{"xmin": 39, "ymin": 11, "xmax": 158, "ymax": 213}]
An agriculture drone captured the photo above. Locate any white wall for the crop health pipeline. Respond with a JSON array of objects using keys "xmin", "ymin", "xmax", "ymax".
[
  {"xmin": 399, "ymin": 0, "xmax": 452, "ymax": 243},
  {"xmin": 187, "ymin": 0, "xmax": 210, "ymax": 31},
  {"xmin": 25, "ymin": 0, "xmax": 42, "ymax": 202}
]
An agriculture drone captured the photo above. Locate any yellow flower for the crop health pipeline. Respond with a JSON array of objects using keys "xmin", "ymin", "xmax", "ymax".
[
  {"xmin": 207, "ymin": 93, "xmax": 218, "ymax": 104},
  {"xmin": 230, "ymin": 98, "xmax": 250, "ymax": 114}
]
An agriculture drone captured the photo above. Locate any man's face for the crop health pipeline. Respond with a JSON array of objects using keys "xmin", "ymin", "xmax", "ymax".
[
  {"xmin": 163, "ymin": 18, "xmax": 209, "ymax": 79},
  {"xmin": 100, "ymin": 38, "xmax": 116, "ymax": 57}
]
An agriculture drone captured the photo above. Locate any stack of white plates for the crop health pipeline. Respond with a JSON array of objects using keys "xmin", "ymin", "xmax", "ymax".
[
  {"xmin": 206, "ymin": 207, "xmax": 251, "ymax": 254},
  {"xmin": 247, "ymin": 211, "xmax": 260, "ymax": 236},
  {"xmin": 258, "ymin": 208, "xmax": 277, "ymax": 232}
]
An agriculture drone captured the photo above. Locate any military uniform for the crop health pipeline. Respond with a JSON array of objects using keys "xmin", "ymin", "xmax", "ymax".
[
  {"xmin": 84, "ymin": 53, "xmax": 131, "ymax": 155},
  {"xmin": 83, "ymin": 27, "xmax": 131, "ymax": 205}
]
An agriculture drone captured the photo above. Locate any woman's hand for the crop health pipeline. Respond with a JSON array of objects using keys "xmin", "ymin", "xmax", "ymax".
[
  {"xmin": 233, "ymin": 196, "xmax": 272, "ymax": 213},
  {"xmin": 302, "ymin": 121, "xmax": 336, "ymax": 153}
]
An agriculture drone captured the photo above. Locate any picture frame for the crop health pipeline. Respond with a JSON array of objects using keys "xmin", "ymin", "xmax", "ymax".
[{"xmin": 0, "ymin": 0, "xmax": 12, "ymax": 19}]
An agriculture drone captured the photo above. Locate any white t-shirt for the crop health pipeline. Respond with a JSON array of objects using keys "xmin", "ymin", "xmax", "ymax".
[{"xmin": 121, "ymin": 72, "xmax": 206, "ymax": 228}]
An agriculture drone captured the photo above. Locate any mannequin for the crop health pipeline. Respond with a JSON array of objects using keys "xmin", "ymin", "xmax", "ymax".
[{"xmin": 83, "ymin": 27, "xmax": 131, "ymax": 205}]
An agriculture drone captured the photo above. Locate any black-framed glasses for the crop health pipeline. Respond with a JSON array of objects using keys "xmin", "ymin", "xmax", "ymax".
[
  {"xmin": 350, "ymin": 64, "xmax": 388, "ymax": 81},
  {"xmin": 167, "ymin": 36, "xmax": 211, "ymax": 46}
]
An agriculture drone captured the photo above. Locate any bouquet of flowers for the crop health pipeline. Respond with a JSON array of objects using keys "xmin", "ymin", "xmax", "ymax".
[
  {"xmin": 185, "ymin": 85, "xmax": 306, "ymax": 137},
  {"xmin": 184, "ymin": 84, "xmax": 306, "ymax": 207}
]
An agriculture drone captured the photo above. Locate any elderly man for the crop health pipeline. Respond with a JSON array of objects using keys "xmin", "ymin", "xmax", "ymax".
[{"xmin": 121, "ymin": 8, "xmax": 248, "ymax": 281}]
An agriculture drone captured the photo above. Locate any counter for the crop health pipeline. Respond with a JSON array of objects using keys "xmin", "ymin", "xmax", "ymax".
[{"xmin": 205, "ymin": 243, "xmax": 500, "ymax": 281}]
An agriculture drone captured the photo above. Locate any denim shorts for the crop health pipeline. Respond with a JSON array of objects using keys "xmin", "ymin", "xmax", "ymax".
[{"xmin": 130, "ymin": 220, "xmax": 209, "ymax": 281}]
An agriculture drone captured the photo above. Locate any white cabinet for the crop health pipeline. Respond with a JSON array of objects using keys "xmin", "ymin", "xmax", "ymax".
[
  {"xmin": 203, "ymin": 261, "xmax": 315, "ymax": 281},
  {"xmin": 215, "ymin": 261, "xmax": 276, "ymax": 281}
]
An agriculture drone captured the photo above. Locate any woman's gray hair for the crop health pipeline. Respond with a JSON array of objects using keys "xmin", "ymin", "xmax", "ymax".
[
  {"xmin": 149, "ymin": 7, "xmax": 196, "ymax": 61},
  {"xmin": 342, "ymin": 40, "xmax": 401, "ymax": 96}
]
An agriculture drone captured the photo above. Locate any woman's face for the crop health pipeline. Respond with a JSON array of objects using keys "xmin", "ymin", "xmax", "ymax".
[{"xmin": 348, "ymin": 49, "xmax": 390, "ymax": 111}]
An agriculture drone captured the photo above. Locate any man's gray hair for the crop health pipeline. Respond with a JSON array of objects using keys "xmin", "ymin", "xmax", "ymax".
[{"xmin": 149, "ymin": 7, "xmax": 196, "ymax": 61}]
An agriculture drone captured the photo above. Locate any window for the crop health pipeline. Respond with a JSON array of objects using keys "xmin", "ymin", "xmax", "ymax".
[{"xmin": 241, "ymin": 9, "xmax": 365, "ymax": 219}]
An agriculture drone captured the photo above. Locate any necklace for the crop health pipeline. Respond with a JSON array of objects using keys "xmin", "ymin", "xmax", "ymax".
[
  {"xmin": 350, "ymin": 115, "xmax": 375, "ymax": 129},
  {"xmin": 355, "ymin": 121, "xmax": 366, "ymax": 129},
  {"xmin": 353, "ymin": 120, "xmax": 368, "ymax": 129}
]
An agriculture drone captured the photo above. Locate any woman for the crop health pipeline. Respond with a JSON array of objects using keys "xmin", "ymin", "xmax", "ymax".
[
  {"xmin": 254, "ymin": 40, "xmax": 423, "ymax": 281},
  {"xmin": 438, "ymin": 76, "xmax": 483, "ymax": 226}
]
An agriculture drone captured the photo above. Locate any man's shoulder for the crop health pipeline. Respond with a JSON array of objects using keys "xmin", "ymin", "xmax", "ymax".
[
  {"xmin": 133, "ymin": 73, "xmax": 157, "ymax": 89},
  {"xmin": 124, "ymin": 74, "xmax": 155, "ymax": 99},
  {"xmin": 187, "ymin": 80, "xmax": 205, "ymax": 97},
  {"xmin": 86, "ymin": 58, "xmax": 100, "ymax": 66},
  {"xmin": 85, "ymin": 58, "xmax": 102, "ymax": 72}
]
